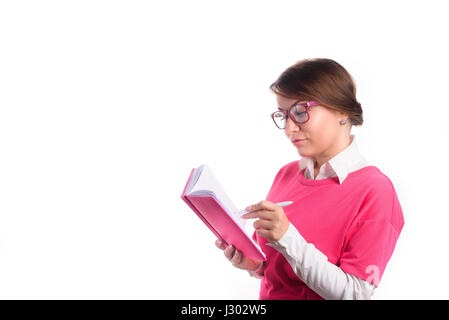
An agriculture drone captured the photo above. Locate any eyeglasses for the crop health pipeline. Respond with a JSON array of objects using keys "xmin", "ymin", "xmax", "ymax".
[{"xmin": 270, "ymin": 100, "xmax": 320, "ymax": 129}]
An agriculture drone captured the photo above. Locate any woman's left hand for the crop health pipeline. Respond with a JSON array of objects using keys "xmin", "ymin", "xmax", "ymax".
[{"xmin": 241, "ymin": 200, "xmax": 290, "ymax": 243}]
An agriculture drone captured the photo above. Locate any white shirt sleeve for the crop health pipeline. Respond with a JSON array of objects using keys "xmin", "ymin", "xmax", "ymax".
[{"xmin": 264, "ymin": 222, "xmax": 376, "ymax": 300}]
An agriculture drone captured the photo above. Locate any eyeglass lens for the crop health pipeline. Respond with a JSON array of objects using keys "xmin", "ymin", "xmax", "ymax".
[{"xmin": 273, "ymin": 104, "xmax": 308, "ymax": 128}]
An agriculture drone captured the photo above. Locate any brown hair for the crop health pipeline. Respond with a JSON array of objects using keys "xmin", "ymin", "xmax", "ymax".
[{"xmin": 269, "ymin": 58, "xmax": 363, "ymax": 126}]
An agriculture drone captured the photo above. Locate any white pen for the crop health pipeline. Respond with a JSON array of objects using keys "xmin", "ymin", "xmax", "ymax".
[{"xmin": 237, "ymin": 201, "xmax": 294, "ymax": 215}]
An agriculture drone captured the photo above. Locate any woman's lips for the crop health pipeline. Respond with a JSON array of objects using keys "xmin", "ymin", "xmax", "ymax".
[{"xmin": 292, "ymin": 139, "xmax": 306, "ymax": 146}]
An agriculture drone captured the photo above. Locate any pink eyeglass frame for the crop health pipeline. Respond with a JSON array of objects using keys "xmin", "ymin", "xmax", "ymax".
[{"xmin": 271, "ymin": 100, "xmax": 321, "ymax": 129}]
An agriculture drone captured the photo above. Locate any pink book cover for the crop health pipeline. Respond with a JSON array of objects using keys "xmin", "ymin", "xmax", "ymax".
[{"xmin": 180, "ymin": 168, "xmax": 266, "ymax": 261}]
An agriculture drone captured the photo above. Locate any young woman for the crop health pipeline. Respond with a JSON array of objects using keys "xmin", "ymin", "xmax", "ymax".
[{"xmin": 215, "ymin": 58, "xmax": 404, "ymax": 300}]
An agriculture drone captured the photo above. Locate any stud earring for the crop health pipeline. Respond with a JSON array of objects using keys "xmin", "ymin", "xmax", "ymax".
[{"xmin": 340, "ymin": 119, "xmax": 347, "ymax": 125}]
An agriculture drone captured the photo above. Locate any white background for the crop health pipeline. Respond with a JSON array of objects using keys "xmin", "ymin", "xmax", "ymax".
[{"xmin": 0, "ymin": 0, "xmax": 448, "ymax": 299}]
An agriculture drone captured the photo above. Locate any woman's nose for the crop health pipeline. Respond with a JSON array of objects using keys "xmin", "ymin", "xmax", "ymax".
[{"xmin": 285, "ymin": 116, "xmax": 300, "ymax": 132}]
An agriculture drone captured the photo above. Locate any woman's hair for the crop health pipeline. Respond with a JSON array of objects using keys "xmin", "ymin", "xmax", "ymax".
[{"xmin": 269, "ymin": 58, "xmax": 363, "ymax": 126}]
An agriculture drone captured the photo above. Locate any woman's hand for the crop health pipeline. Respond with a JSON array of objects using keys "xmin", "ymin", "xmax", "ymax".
[
  {"xmin": 215, "ymin": 239, "xmax": 263, "ymax": 272},
  {"xmin": 241, "ymin": 200, "xmax": 290, "ymax": 243}
]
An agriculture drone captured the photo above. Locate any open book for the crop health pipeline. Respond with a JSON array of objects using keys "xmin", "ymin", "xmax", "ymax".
[{"xmin": 180, "ymin": 164, "xmax": 266, "ymax": 261}]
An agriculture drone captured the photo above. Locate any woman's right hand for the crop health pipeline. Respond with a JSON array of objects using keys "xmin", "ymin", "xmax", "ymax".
[{"xmin": 215, "ymin": 239, "xmax": 263, "ymax": 272}]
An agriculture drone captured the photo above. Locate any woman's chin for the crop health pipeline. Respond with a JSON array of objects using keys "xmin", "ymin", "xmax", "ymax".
[{"xmin": 297, "ymin": 149, "xmax": 312, "ymax": 157}]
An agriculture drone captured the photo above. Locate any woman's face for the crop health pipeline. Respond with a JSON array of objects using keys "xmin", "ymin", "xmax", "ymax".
[{"xmin": 276, "ymin": 94, "xmax": 350, "ymax": 165}]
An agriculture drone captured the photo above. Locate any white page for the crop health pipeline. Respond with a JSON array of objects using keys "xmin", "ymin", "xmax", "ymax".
[{"xmin": 187, "ymin": 163, "xmax": 246, "ymax": 230}]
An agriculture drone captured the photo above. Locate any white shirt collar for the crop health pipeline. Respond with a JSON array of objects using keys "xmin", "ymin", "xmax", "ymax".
[{"xmin": 298, "ymin": 134, "xmax": 370, "ymax": 184}]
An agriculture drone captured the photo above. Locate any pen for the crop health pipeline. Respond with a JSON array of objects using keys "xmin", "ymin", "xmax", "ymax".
[{"xmin": 237, "ymin": 201, "xmax": 294, "ymax": 215}]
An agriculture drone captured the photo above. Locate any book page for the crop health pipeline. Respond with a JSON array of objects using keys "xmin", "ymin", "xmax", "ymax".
[{"xmin": 187, "ymin": 164, "xmax": 247, "ymax": 230}]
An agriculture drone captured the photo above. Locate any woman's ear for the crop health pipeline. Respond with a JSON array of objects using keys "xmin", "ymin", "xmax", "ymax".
[{"xmin": 336, "ymin": 111, "xmax": 349, "ymax": 122}]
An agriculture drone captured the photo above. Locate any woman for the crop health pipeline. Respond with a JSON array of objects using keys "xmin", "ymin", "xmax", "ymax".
[{"xmin": 215, "ymin": 58, "xmax": 404, "ymax": 300}]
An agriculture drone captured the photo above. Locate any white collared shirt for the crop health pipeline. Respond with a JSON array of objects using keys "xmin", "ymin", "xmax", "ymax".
[
  {"xmin": 249, "ymin": 134, "xmax": 376, "ymax": 300},
  {"xmin": 298, "ymin": 134, "xmax": 370, "ymax": 184}
]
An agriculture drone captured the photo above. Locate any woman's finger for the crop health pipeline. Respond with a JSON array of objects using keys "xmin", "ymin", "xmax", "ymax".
[
  {"xmin": 224, "ymin": 245, "xmax": 236, "ymax": 260},
  {"xmin": 248, "ymin": 200, "xmax": 279, "ymax": 213},
  {"xmin": 242, "ymin": 209, "xmax": 274, "ymax": 220},
  {"xmin": 256, "ymin": 228, "xmax": 271, "ymax": 240},
  {"xmin": 215, "ymin": 239, "xmax": 226, "ymax": 250},
  {"xmin": 253, "ymin": 218, "xmax": 273, "ymax": 230},
  {"xmin": 231, "ymin": 249, "xmax": 243, "ymax": 266}
]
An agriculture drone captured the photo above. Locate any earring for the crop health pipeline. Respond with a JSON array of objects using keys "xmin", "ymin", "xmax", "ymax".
[{"xmin": 340, "ymin": 119, "xmax": 347, "ymax": 125}]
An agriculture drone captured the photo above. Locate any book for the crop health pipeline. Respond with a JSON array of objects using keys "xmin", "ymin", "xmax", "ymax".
[{"xmin": 180, "ymin": 163, "xmax": 266, "ymax": 261}]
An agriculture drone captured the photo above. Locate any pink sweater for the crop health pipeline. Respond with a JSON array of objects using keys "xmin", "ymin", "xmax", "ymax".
[{"xmin": 253, "ymin": 160, "xmax": 404, "ymax": 300}]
